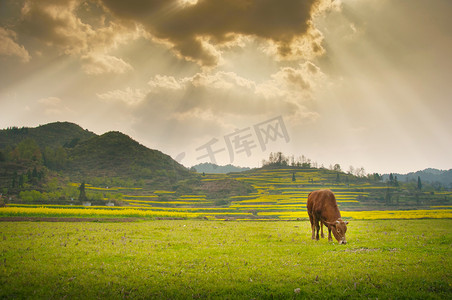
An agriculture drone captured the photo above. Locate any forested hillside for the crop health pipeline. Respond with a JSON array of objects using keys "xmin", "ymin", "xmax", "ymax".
[
  {"xmin": 0, "ymin": 122, "xmax": 255, "ymax": 205},
  {"xmin": 0, "ymin": 122, "xmax": 95, "ymax": 149},
  {"xmin": 0, "ymin": 123, "xmax": 187, "ymax": 198},
  {"xmin": 66, "ymin": 131, "xmax": 189, "ymax": 182}
]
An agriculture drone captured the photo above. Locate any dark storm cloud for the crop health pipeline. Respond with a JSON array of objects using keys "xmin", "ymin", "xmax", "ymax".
[
  {"xmin": 18, "ymin": 0, "xmax": 91, "ymax": 54},
  {"xmin": 11, "ymin": 0, "xmax": 139, "ymax": 74},
  {"xmin": 100, "ymin": 0, "xmax": 321, "ymax": 66},
  {"xmin": 8, "ymin": 0, "xmax": 324, "ymax": 67}
]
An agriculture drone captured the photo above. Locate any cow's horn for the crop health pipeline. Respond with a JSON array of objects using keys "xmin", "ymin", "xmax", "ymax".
[{"xmin": 336, "ymin": 220, "xmax": 340, "ymax": 224}]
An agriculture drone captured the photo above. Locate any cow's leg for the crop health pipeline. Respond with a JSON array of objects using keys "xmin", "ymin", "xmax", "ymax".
[
  {"xmin": 315, "ymin": 219, "xmax": 320, "ymax": 241},
  {"xmin": 328, "ymin": 227, "xmax": 333, "ymax": 242},
  {"xmin": 320, "ymin": 222, "xmax": 325, "ymax": 239},
  {"xmin": 309, "ymin": 214, "xmax": 316, "ymax": 240}
]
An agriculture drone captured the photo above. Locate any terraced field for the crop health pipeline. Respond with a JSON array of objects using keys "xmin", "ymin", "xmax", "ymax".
[{"xmin": 3, "ymin": 168, "xmax": 452, "ymax": 220}]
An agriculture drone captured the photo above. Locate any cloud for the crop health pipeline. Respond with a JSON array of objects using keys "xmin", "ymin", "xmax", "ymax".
[
  {"xmin": 261, "ymin": 27, "xmax": 325, "ymax": 61},
  {"xmin": 120, "ymin": 65, "xmax": 322, "ymax": 159},
  {"xmin": 37, "ymin": 96, "xmax": 73, "ymax": 115},
  {"xmin": 81, "ymin": 53, "xmax": 133, "ymax": 75},
  {"xmin": 38, "ymin": 96, "xmax": 61, "ymax": 106},
  {"xmin": 0, "ymin": 27, "xmax": 31, "ymax": 62},
  {"xmin": 148, "ymin": 75, "xmax": 184, "ymax": 90},
  {"xmin": 19, "ymin": 0, "xmax": 93, "ymax": 55},
  {"xmin": 145, "ymin": 71, "xmax": 266, "ymax": 117},
  {"xmin": 124, "ymin": 64, "xmax": 322, "ymax": 144},
  {"xmin": 11, "ymin": 0, "xmax": 331, "ymax": 68},
  {"xmin": 100, "ymin": 0, "xmax": 326, "ymax": 66},
  {"xmin": 16, "ymin": 0, "xmax": 142, "ymax": 73},
  {"xmin": 138, "ymin": 63, "xmax": 323, "ymax": 121},
  {"xmin": 257, "ymin": 62, "xmax": 324, "ymax": 101},
  {"xmin": 97, "ymin": 87, "xmax": 146, "ymax": 105}
]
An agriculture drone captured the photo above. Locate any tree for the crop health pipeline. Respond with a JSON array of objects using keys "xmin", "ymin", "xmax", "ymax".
[
  {"xmin": 292, "ymin": 172, "xmax": 296, "ymax": 182},
  {"xmin": 385, "ymin": 188, "xmax": 392, "ymax": 205},
  {"xmin": 78, "ymin": 182, "xmax": 88, "ymax": 202},
  {"xmin": 32, "ymin": 167, "xmax": 38, "ymax": 178},
  {"xmin": 46, "ymin": 178, "xmax": 59, "ymax": 192},
  {"xmin": 275, "ymin": 152, "xmax": 286, "ymax": 166},
  {"xmin": 13, "ymin": 139, "xmax": 42, "ymax": 162},
  {"xmin": 417, "ymin": 176, "xmax": 422, "ymax": 191},
  {"xmin": 18, "ymin": 174, "xmax": 24, "ymax": 188},
  {"xmin": 54, "ymin": 146, "xmax": 68, "ymax": 169},
  {"xmin": 265, "ymin": 152, "xmax": 275, "ymax": 166},
  {"xmin": 301, "ymin": 159, "xmax": 311, "ymax": 168},
  {"xmin": 389, "ymin": 173, "xmax": 394, "ymax": 185},
  {"xmin": 356, "ymin": 167, "xmax": 366, "ymax": 178},
  {"xmin": 11, "ymin": 172, "xmax": 17, "ymax": 189},
  {"xmin": 19, "ymin": 190, "xmax": 42, "ymax": 202},
  {"xmin": 371, "ymin": 173, "xmax": 382, "ymax": 182},
  {"xmin": 43, "ymin": 146, "xmax": 67, "ymax": 169},
  {"xmin": 262, "ymin": 152, "xmax": 289, "ymax": 167}
]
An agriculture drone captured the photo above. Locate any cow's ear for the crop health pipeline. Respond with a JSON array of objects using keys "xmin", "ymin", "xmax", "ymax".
[
  {"xmin": 326, "ymin": 221, "xmax": 336, "ymax": 227},
  {"xmin": 345, "ymin": 221, "xmax": 349, "ymax": 225}
]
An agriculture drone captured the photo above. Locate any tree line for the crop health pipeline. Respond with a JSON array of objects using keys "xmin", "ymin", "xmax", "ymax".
[
  {"xmin": 0, "ymin": 138, "xmax": 69, "ymax": 170},
  {"xmin": 261, "ymin": 151, "xmax": 380, "ymax": 180}
]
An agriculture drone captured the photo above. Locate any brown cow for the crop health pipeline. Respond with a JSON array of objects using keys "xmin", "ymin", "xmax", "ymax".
[{"xmin": 307, "ymin": 189, "xmax": 348, "ymax": 244}]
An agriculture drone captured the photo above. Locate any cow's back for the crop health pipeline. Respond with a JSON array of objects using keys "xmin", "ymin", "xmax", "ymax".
[{"xmin": 307, "ymin": 189, "xmax": 340, "ymax": 220}]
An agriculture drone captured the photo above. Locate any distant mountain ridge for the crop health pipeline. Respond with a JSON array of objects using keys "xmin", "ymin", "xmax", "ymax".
[
  {"xmin": 382, "ymin": 168, "xmax": 452, "ymax": 186},
  {"xmin": 192, "ymin": 162, "xmax": 250, "ymax": 174}
]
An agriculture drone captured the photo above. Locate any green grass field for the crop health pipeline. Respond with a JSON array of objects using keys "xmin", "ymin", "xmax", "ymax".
[{"xmin": 1, "ymin": 219, "xmax": 451, "ymax": 299}]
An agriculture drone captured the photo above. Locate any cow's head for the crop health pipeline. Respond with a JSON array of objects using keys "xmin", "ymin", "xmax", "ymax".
[{"xmin": 327, "ymin": 219, "xmax": 348, "ymax": 244}]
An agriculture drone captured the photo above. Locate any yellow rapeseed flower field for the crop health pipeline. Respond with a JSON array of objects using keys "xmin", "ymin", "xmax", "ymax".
[
  {"xmin": 341, "ymin": 209, "xmax": 452, "ymax": 220},
  {"xmin": 0, "ymin": 206, "xmax": 199, "ymax": 219},
  {"xmin": 123, "ymin": 195, "xmax": 158, "ymax": 198},
  {"xmin": 1, "ymin": 206, "xmax": 451, "ymax": 220}
]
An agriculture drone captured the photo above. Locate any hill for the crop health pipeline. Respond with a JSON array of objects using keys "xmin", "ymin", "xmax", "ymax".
[
  {"xmin": 191, "ymin": 163, "xmax": 250, "ymax": 174},
  {"xmin": 223, "ymin": 166, "xmax": 452, "ymax": 214},
  {"xmin": 383, "ymin": 168, "xmax": 452, "ymax": 187},
  {"xmin": 66, "ymin": 131, "xmax": 190, "ymax": 184},
  {"xmin": 0, "ymin": 122, "xmax": 193, "ymax": 191},
  {"xmin": 0, "ymin": 122, "xmax": 95, "ymax": 149}
]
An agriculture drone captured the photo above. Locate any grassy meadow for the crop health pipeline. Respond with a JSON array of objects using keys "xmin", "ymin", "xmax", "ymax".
[{"xmin": 1, "ymin": 219, "xmax": 451, "ymax": 299}]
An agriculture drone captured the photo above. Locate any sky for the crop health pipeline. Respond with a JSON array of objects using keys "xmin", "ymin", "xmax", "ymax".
[{"xmin": 1, "ymin": 0, "xmax": 451, "ymax": 174}]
